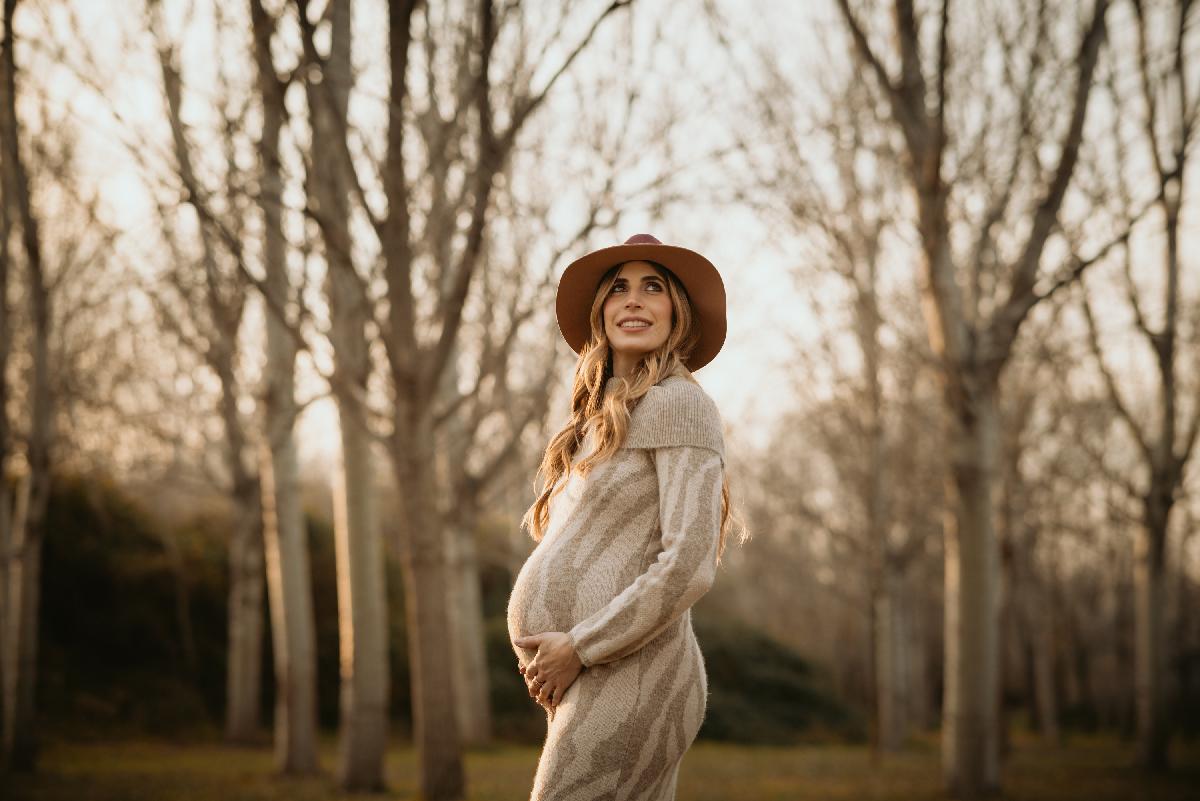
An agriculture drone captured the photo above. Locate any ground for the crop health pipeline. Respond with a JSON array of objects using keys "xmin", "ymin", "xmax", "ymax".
[{"xmin": 2, "ymin": 731, "xmax": 1199, "ymax": 800}]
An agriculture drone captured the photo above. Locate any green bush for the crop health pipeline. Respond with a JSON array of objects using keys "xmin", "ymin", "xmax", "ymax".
[
  {"xmin": 40, "ymin": 475, "xmax": 227, "ymax": 737},
  {"xmin": 693, "ymin": 617, "xmax": 863, "ymax": 744}
]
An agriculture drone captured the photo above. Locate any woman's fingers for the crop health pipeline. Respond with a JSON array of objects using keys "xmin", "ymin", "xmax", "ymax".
[{"xmin": 522, "ymin": 659, "xmax": 569, "ymax": 707}]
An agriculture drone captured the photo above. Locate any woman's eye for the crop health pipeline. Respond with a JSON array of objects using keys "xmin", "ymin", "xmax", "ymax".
[{"xmin": 647, "ymin": 281, "xmax": 663, "ymax": 292}]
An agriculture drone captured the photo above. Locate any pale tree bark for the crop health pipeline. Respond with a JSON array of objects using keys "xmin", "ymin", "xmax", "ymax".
[
  {"xmin": 258, "ymin": 429, "xmax": 319, "ymax": 773},
  {"xmin": 436, "ymin": 345, "xmax": 490, "ymax": 747},
  {"xmin": 834, "ymin": 0, "xmax": 1112, "ymax": 795},
  {"xmin": 1077, "ymin": 2, "xmax": 1200, "ymax": 771},
  {"xmin": 0, "ymin": 0, "xmax": 52, "ymax": 770},
  {"xmin": 444, "ymin": 505, "xmax": 490, "ymax": 745},
  {"xmin": 845, "ymin": 166, "xmax": 923, "ymax": 757},
  {"xmin": 151, "ymin": 13, "xmax": 268, "ymax": 749},
  {"xmin": 298, "ymin": 0, "xmax": 389, "ymax": 787},
  {"xmin": 247, "ymin": 0, "xmax": 320, "ymax": 774}
]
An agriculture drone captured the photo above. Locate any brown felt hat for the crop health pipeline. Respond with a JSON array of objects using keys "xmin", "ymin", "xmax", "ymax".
[{"xmin": 555, "ymin": 233, "xmax": 727, "ymax": 372}]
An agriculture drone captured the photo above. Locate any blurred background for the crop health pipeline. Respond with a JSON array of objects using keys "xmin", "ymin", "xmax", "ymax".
[{"xmin": 0, "ymin": 0, "xmax": 1198, "ymax": 799}]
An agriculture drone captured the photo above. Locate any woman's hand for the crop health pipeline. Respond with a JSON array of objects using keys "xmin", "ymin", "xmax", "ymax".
[{"xmin": 515, "ymin": 632, "xmax": 583, "ymax": 709}]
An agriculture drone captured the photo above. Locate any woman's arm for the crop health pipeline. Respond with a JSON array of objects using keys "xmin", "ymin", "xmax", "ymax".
[{"xmin": 567, "ymin": 443, "xmax": 723, "ymax": 667}]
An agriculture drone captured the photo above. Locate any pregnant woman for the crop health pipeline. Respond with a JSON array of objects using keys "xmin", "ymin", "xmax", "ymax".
[{"xmin": 506, "ymin": 233, "xmax": 742, "ymax": 800}]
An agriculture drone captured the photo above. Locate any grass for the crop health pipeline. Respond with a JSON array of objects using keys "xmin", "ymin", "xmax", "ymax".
[{"xmin": 2, "ymin": 730, "xmax": 1199, "ymax": 800}]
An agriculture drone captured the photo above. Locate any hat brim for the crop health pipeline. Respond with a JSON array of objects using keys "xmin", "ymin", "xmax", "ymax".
[{"xmin": 555, "ymin": 242, "xmax": 727, "ymax": 372}]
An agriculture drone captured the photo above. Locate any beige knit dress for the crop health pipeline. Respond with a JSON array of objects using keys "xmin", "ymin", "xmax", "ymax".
[{"xmin": 507, "ymin": 372, "xmax": 725, "ymax": 801}]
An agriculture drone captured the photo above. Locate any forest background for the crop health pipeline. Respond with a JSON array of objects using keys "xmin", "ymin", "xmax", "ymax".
[{"xmin": 1, "ymin": 0, "xmax": 1199, "ymax": 800}]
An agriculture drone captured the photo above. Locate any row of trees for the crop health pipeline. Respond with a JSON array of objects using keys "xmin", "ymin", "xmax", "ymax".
[{"xmin": 712, "ymin": 0, "xmax": 1199, "ymax": 795}]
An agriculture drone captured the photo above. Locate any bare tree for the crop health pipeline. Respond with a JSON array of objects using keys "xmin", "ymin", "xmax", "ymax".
[
  {"xmin": 297, "ymin": 0, "xmax": 387, "ymax": 787},
  {"xmin": 715, "ymin": 8, "xmax": 944, "ymax": 751},
  {"xmin": 146, "ymin": 3, "xmax": 273, "ymax": 750},
  {"xmin": 0, "ymin": 0, "xmax": 53, "ymax": 771},
  {"xmin": 1075, "ymin": 0, "xmax": 1200, "ymax": 769},
  {"xmin": 832, "ymin": 0, "xmax": 1117, "ymax": 794},
  {"xmin": 247, "ymin": 0, "xmax": 322, "ymax": 777}
]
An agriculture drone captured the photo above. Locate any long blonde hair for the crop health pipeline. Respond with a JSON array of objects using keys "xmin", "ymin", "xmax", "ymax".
[{"xmin": 523, "ymin": 262, "xmax": 746, "ymax": 563}]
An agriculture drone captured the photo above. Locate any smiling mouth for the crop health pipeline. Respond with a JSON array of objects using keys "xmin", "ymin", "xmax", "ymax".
[{"xmin": 618, "ymin": 321, "xmax": 652, "ymax": 329}]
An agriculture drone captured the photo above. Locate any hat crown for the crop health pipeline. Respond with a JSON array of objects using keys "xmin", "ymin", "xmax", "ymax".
[{"xmin": 623, "ymin": 233, "xmax": 661, "ymax": 246}]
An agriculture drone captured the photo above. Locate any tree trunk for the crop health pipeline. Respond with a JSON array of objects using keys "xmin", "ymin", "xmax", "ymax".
[
  {"xmin": 302, "ymin": 0, "xmax": 390, "ymax": 785},
  {"xmin": 260, "ymin": 434, "xmax": 319, "ymax": 773},
  {"xmin": 875, "ymin": 569, "xmax": 910, "ymax": 751},
  {"xmin": 331, "ymin": 400, "xmax": 389, "ymax": 789},
  {"xmin": 907, "ymin": 584, "xmax": 932, "ymax": 733},
  {"xmin": 0, "ymin": 241, "xmax": 49, "ymax": 774},
  {"xmin": 1, "ymin": 1, "xmax": 52, "ymax": 766},
  {"xmin": 258, "ymin": 224, "xmax": 317, "ymax": 774},
  {"xmin": 1030, "ymin": 592, "xmax": 1060, "ymax": 745},
  {"xmin": 225, "ymin": 485, "xmax": 264, "ymax": 743},
  {"xmin": 446, "ymin": 511, "xmax": 491, "ymax": 746},
  {"xmin": 258, "ymin": 246, "xmax": 318, "ymax": 773},
  {"xmin": 326, "ymin": 249, "xmax": 389, "ymax": 789},
  {"xmin": 941, "ymin": 388, "xmax": 1001, "ymax": 797},
  {"xmin": 392, "ymin": 429, "xmax": 465, "ymax": 801},
  {"xmin": 2, "ymin": 472, "xmax": 37, "ymax": 770},
  {"xmin": 249, "ymin": 0, "xmax": 318, "ymax": 773},
  {"xmin": 997, "ymin": 543, "xmax": 1015, "ymax": 758},
  {"xmin": 1134, "ymin": 513, "xmax": 1169, "ymax": 770},
  {"xmin": 435, "ymin": 328, "xmax": 491, "ymax": 748}
]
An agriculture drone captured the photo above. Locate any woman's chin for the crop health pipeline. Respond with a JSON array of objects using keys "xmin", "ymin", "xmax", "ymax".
[{"xmin": 610, "ymin": 337, "xmax": 666, "ymax": 356}]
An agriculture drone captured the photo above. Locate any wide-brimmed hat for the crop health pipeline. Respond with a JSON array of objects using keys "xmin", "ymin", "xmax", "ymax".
[{"xmin": 555, "ymin": 233, "xmax": 727, "ymax": 371}]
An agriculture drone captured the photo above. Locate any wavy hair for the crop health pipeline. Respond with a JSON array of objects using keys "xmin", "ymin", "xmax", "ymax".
[{"xmin": 522, "ymin": 262, "xmax": 747, "ymax": 563}]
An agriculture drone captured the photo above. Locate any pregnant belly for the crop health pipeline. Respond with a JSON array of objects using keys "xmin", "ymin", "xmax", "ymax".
[{"xmin": 506, "ymin": 540, "xmax": 624, "ymax": 662}]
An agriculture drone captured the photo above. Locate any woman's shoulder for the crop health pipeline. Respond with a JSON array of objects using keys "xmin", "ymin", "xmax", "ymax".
[{"xmin": 623, "ymin": 374, "xmax": 724, "ymax": 457}]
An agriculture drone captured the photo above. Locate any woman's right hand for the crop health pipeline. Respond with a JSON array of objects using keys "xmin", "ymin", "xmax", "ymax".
[
  {"xmin": 519, "ymin": 664, "xmax": 555, "ymax": 712},
  {"xmin": 516, "ymin": 632, "xmax": 583, "ymax": 711}
]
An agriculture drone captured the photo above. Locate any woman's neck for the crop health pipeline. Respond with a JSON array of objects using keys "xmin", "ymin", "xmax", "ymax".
[{"xmin": 611, "ymin": 351, "xmax": 637, "ymax": 379}]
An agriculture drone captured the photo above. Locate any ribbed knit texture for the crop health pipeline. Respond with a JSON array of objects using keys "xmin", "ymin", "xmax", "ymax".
[{"xmin": 507, "ymin": 371, "xmax": 725, "ymax": 801}]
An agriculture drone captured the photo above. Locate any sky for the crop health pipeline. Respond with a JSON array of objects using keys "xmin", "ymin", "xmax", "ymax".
[
  {"xmin": 17, "ymin": 0, "xmax": 1198, "ymax": 486},
  {"xmin": 19, "ymin": 0, "xmax": 831, "ymax": 468}
]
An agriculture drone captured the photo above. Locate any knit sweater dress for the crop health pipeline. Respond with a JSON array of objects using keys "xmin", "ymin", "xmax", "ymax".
[{"xmin": 507, "ymin": 372, "xmax": 725, "ymax": 801}]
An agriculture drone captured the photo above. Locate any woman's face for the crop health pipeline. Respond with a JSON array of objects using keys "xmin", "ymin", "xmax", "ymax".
[{"xmin": 602, "ymin": 261, "xmax": 673, "ymax": 363}]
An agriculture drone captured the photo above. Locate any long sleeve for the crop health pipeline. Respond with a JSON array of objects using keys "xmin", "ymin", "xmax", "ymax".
[{"xmin": 567, "ymin": 443, "xmax": 723, "ymax": 667}]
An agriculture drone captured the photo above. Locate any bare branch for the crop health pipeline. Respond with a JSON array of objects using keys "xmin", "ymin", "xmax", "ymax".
[
  {"xmin": 1078, "ymin": 280, "xmax": 1152, "ymax": 464},
  {"xmin": 833, "ymin": 0, "xmax": 917, "ymax": 140},
  {"xmin": 1003, "ymin": 0, "xmax": 1109, "ymax": 319}
]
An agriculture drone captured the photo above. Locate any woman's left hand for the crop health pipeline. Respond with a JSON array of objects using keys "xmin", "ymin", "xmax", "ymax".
[{"xmin": 515, "ymin": 632, "xmax": 583, "ymax": 709}]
